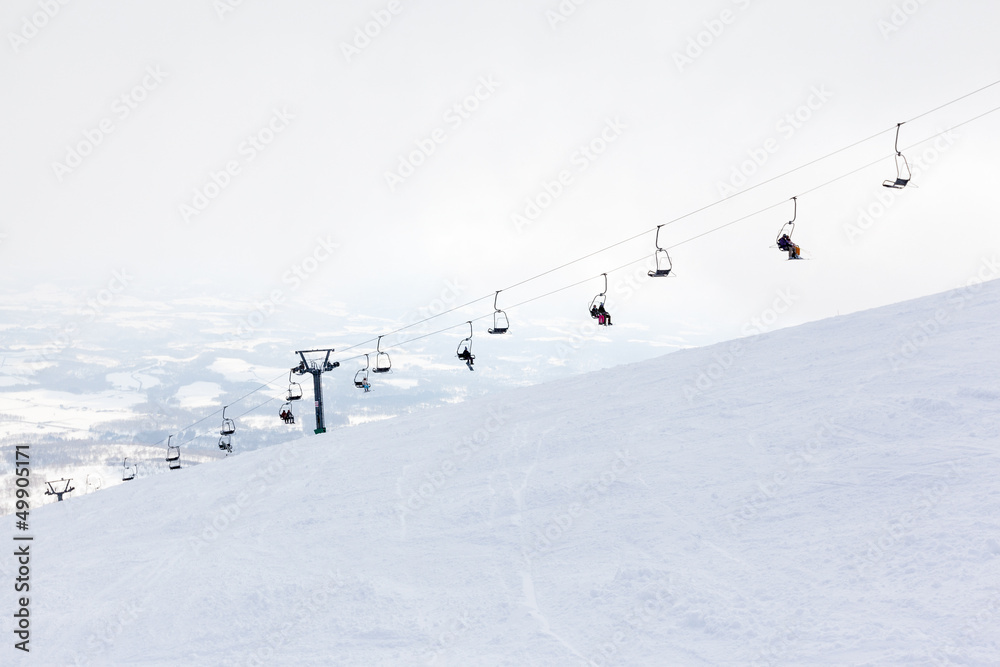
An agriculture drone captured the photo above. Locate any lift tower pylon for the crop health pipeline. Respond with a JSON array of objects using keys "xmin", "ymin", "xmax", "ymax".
[
  {"xmin": 291, "ymin": 349, "xmax": 340, "ymax": 434},
  {"xmin": 44, "ymin": 478, "xmax": 75, "ymax": 502}
]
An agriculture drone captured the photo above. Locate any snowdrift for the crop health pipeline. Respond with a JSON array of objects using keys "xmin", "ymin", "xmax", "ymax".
[{"xmin": 3, "ymin": 279, "xmax": 999, "ymax": 666}]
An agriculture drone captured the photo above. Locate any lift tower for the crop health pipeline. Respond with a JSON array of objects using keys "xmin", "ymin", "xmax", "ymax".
[
  {"xmin": 292, "ymin": 349, "xmax": 340, "ymax": 434},
  {"xmin": 44, "ymin": 478, "xmax": 75, "ymax": 502}
]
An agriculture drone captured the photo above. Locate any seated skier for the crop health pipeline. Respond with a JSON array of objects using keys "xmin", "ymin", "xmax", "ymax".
[
  {"xmin": 776, "ymin": 233, "xmax": 801, "ymax": 259},
  {"xmin": 457, "ymin": 347, "xmax": 474, "ymax": 369},
  {"xmin": 596, "ymin": 303, "xmax": 613, "ymax": 326}
]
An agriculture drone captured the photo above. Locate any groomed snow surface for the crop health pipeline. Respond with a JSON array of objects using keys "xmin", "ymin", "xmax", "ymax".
[{"xmin": 4, "ymin": 279, "xmax": 999, "ymax": 666}]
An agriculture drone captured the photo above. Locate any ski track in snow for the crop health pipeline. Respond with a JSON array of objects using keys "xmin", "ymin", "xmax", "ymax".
[{"xmin": 2, "ymin": 281, "xmax": 999, "ymax": 665}]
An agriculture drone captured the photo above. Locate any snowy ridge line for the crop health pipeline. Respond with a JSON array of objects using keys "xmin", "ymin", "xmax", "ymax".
[{"xmin": 5, "ymin": 280, "xmax": 1000, "ymax": 663}]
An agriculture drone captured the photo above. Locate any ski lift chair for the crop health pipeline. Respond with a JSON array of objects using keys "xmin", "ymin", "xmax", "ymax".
[
  {"xmin": 589, "ymin": 273, "xmax": 612, "ymax": 325},
  {"xmin": 457, "ymin": 321, "xmax": 475, "ymax": 370},
  {"xmin": 166, "ymin": 438, "xmax": 181, "ymax": 470},
  {"xmin": 648, "ymin": 225, "xmax": 674, "ymax": 277},
  {"xmin": 372, "ymin": 336, "xmax": 392, "ymax": 374},
  {"xmin": 354, "ymin": 355, "xmax": 371, "ymax": 392},
  {"xmin": 775, "ymin": 197, "xmax": 802, "ymax": 260},
  {"xmin": 883, "ymin": 123, "xmax": 912, "ymax": 189},
  {"xmin": 286, "ymin": 370, "xmax": 303, "ymax": 401},
  {"xmin": 122, "ymin": 458, "xmax": 136, "ymax": 482},
  {"xmin": 488, "ymin": 291, "xmax": 510, "ymax": 334},
  {"xmin": 220, "ymin": 406, "xmax": 236, "ymax": 436}
]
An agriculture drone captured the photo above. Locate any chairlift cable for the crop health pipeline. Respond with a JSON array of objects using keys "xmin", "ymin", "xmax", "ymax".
[
  {"xmin": 792, "ymin": 109, "xmax": 1000, "ymax": 201},
  {"xmin": 904, "ymin": 77, "xmax": 1000, "ymax": 125},
  {"xmin": 346, "ymin": 106, "xmax": 1000, "ymax": 354},
  {"xmin": 172, "ymin": 396, "xmax": 282, "ymax": 447},
  {"xmin": 500, "ymin": 85, "xmax": 1000, "ymax": 295},
  {"xmin": 664, "ymin": 109, "xmax": 1000, "ymax": 253},
  {"xmin": 158, "ymin": 369, "xmax": 289, "ymax": 445},
  {"xmin": 157, "ymin": 370, "xmax": 288, "ymax": 447},
  {"xmin": 148, "ymin": 88, "xmax": 1000, "ymax": 449},
  {"xmin": 321, "ymin": 90, "xmax": 1000, "ymax": 364},
  {"xmin": 127, "ymin": 101, "xmax": 1000, "ymax": 448},
  {"xmin": 234, "ymin": 397, "xmax": 279, "ymax": 420},
  {"xmin": 903, "ymin": 101, "xmax": 1000, "ymax": 148},
  {"xmin": 331, "ymin": 293, "xmax": 497, "ymax": 357}
]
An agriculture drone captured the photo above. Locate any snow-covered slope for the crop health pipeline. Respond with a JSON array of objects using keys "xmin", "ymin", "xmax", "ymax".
[{"xmin": 3, "ymin": 279, "xmax": 999, "ymax": 666}]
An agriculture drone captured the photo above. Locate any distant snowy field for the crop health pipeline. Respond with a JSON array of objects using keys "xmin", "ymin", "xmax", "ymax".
[
  {"xmin": 2, "ymin": 280, "xmax": 999, "ymax": 665},
  {"xmin": 0, "ymin": 281, "xmax": 704, "ymax": 513}
]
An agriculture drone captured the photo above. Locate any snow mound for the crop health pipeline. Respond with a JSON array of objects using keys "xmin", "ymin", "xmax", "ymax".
[{"xmin": 3, "ymin": 280, "xmax": 999, "ymax": 665}]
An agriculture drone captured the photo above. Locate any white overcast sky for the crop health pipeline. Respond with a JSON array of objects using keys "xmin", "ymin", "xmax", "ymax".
[{"xmin": 2, "ymin": 0, "xmax": 1000, "ymax": 355}]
